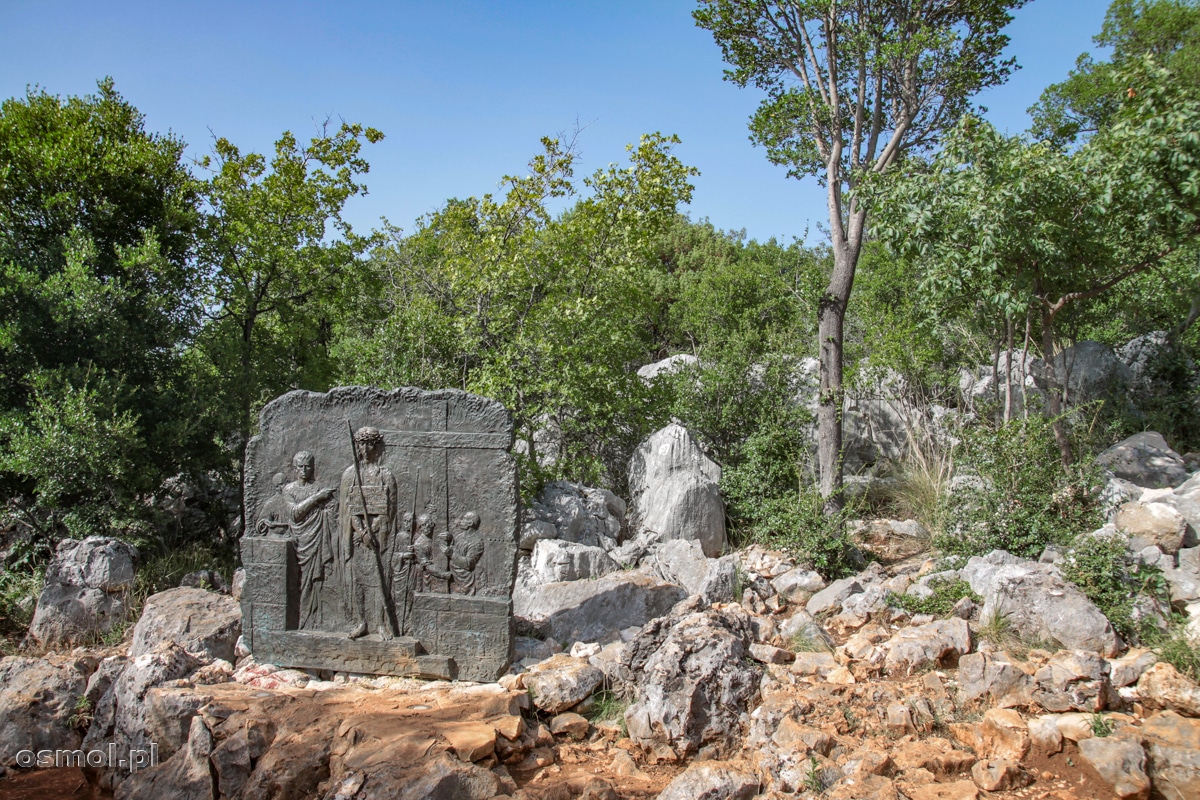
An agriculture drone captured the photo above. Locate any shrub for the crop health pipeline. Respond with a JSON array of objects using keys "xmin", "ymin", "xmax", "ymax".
[
  {"xmin": 888, "ymin": 577, "xmax": 980, "ymax": 618},
  {"xmin": 1060, "ymin": 531, "xmax": 1167, "ymax": 643},
  {"xmin": 934, "ymin": 416, "xmax": 1103, "ymax": 560}
]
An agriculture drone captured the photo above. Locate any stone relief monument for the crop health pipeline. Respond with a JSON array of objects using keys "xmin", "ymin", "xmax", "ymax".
[{"xmin": 240, "ymin": 387, "xmax": 519, "ymax": 681}]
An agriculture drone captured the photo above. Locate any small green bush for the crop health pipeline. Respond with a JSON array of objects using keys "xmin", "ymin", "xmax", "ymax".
[
  {"xmin": 888, "ymin": 577, "xmax": 980, "ymax": 618},
  {"xmin": 935, "ymin": 416, "xmax": 1103, "ymax": 560},
  {"xmin": 1060, "ymin": 532, "xmax": 1165, "ymax": 643},
  {"xmin": 0, "ymin": 565, "xmax": 43, "ymax": 641}
]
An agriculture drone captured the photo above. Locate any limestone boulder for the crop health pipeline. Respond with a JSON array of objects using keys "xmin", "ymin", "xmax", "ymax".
[
  {"xmin": 0, "ymin": 655, "xmax": 96, "ymax": 766},
  {"xmin": 523, "ymin": 654, "xmax": 604, "ymax": 714},
  {"xmin": 1033, "ymin": 650, "xmax": 1115, "ymax": 713},
  {"xmin": 1115, "ymin": 501, "xmax": 1190, "ymax": 554},
  {"xmin": 963, "ymin": 551, "xmax": 1121, "ymax": 657},
  {"xmin": 627, "ymin": 424, "xmax": 726, "ymax": 557},
  {"xmin": 115, "ymin": 714, "xmax": 215, "ymax": 800},
  {"xmin": 1140, "ymin": 710, "xmax": 1200, "ymax": 800},
  {"xmin": 957, "ymin": 651, "xmax": 1034, "ymax": 708},
  {"xmin": 1077, "ymin": 736, "xmax": 1151, "ymax": 800},
  {"xmin": 28, "ymin": 536, "xmax": 139, "ymax": 646},
  {"xmin": 514, "ymin": 568, "xmax": 686, "ymax": 645},
  {"xmin": 528, "ymin": 539, "xmax": 618, "ymax": 583},
  {"xmin": 1138, "ymin": 661, "xmax": 1200, "ymax": 717},
  {"xmin": 622, "ymin": 602, "xmax": 761, "ymax": 759},
  {"xmin": 656, "ymin": 762, "xmax": 759, "ymax": 800},
  {"xmin": 129, "ymin": 586, "xmax": 241, "ymax": 663},
  {"xmin": 883, "ymin": 618, "xmax": 972, "ymax": 675},
  {"xmin": 637, "ymin": 353, "xmax": 699, "ymax": 383},
  {"xmin": 520, "ymin": 481, "xmax": 625, "ymax": 551},
  {"xmin": 770, "ymin": 566, "xmax": 826, "ymax": 604},
  {"xmin": 1032, "ymin": 340, "xmax": 1133, "ymax": 405},
  {"xmin": 1097, "ymin": 432, "xmax": 1189, "ymax": 489},
  {"xmin": 647, "ymin": 538, "xmax": 738, "ymax": 605}
]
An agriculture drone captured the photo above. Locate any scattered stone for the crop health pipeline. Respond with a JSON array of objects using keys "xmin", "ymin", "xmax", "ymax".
[
  {"xmin": 749, "ymin": 643, "xmax": 794, "ymax": 664},
  {"xmin": 1077, "ymin": 736, "xmax": 1151, "ymax": 799},
  {"xmin": 514, "ymin": 569, "xmax": 686, "ymax": 645},
  {"xmin": 655, "ymin": 762, "xmax": 759, "ymax": 800},
  {"xmin": 806, "ymin": 577, "xmax": 863, "ymax": 616},
  {"xmin": 771, "ymin": 566, "xmax": 826, "ymax": 603},
  {"xmin": 627, "ymin": 423, "xmax": 727, "ymax": 557},
  {"xmin": 523, "ymin": 654, "xmax": 603, "ymax": 714},
  {"xmin": 963, "ymin": 551, "xmax": 1120, "ymax": 656},
  {"xmin": 648, "ymin": 538, "xmax": 738, "ymax": 604},
  {"xmin": 1033, "ymin": 649, "xmax": 1113, "ymax": 713},
  {"xmin": 442, "ymin": 721, "xmax": 497, "ymax": 761},
  {"xmin": 1140, "ymin": 710, "xmax": 1200, "ymax": 800},
  {"xmin": 957, "ymin": 651, "xmax": 1033, "ymax": 708},
  {"xmin": 1116, "ymin": 501, "xmax": 1189, "ymax": 554},
  {"xmin": 955, "ymin": 708, "xmax": 1030, "ymax": 762},
  {"xmin": 28, "ymin": 536, "xmax": 139, "ymax": 646},
  {"xmin": 790, "ymin": 652, "xmax": 838, "ymax": 678},
  {"xmin": 1027, "ymin": 716, "xmax": 1063, "ymax": 753},
  {"xmin": 0, "ymin": 655, "xmax": 95, "ymax": 765},
  {"xmin": 1096, "ymin": 431, "xmax": 1189, "ymax": 489},
  {"xmin": 970, "ymin": 758, "xmax": 1026, "ymax": 792},
  {"xmin": 521, "ymin": 480, "xmax": 624, "ymax": 551},
  {"xmin": 883, "ymin": 617, "xmax": 972, "ymax": 675},
  {"xmin": 548, "ymin": 712, "xmax": 590, "ymax": 740},
  {"xmin": 529, "ymin": 539, "xmax": 617, "ymax": 583},
  {"xmin": 130, "ymin": 586, "xmax": 241, "ymax": 664},
  {"xmin": 1137, "ymin": 661, "xmax": 1200, "ymax": 717},
  {"xmin": 905, "ymin": 779, "xmax": 978, "ymax": 800},
  {"xmin": 622, "ymin": 604, "xmax": 760, "ymax": 759},
  {"xmin": 1109, "ymin": 649, "xmax": 1158, "ymax": 688}
]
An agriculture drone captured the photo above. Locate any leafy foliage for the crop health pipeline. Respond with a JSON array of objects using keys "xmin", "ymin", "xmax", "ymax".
[
  {"xmin": 936, "ymin": 416, "xmax": 1104, "ymax": 560},
  {"xmin": 888, "ymin": 578, "xmax": 981, "ymax": 618}
]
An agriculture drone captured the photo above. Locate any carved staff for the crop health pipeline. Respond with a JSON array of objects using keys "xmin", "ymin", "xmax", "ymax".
[
  {"xmin": 398, "ymin": 467, "xmax": 419, "ymax": 635},
  {"xmin": 347, "ymin": 421, "xmax": 399, "ymax": 637}
]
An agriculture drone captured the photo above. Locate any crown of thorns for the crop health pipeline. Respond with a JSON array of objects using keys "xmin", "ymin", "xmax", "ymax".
[{"xmin": 353, "ymin": 427, "xmax": 384, "ymax": 446}]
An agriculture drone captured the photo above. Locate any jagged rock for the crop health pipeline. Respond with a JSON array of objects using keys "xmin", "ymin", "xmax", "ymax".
[
  {"xmin": 83, "ymin": 642, "xmax": 204, "ymax": 793},
  {"xmin": 638, "ymin": 353, "xmax": 699, "ymax": 383},
  {"xmin": 548, "ymin": 712, "xmax": 590, "ymax": 739},
  {"xmin": 130, "ymin": 587, "xmax": 241, "ymax": 663},
  {"xmin": 957, "ymin": 651, "xmax": 1033, "ymax": 708},
  {"xmin": 852, "ymin": 519, "xmax": 930, "ymax": 564},
  {"xmin": 514, "ymin": 569, "xmax": 686, "ymax": 645},
  {"xmin": 622, "ymin": 602, "xmax": 761, "ymax": 759},
  {"xmin": 1033, "ymin": 340, "xmax": 1133, "ymax": 405},
  {"xmin": 1109, "ymin": 649, "xmax": 1158, "ymax": 688},
  {"xmin": 523, "ymin": 654, "xmax": 603, "ymax": 714},
  {"xmin": 647, "ymin": 539, "xmax": 738, "ymax": 604},
  {"xmin": 0, "ymin": 654, "xmax": 96, "ymax": 765},
  {"xmin": 627, "ymin": 424, "xmax": 726, "ymax": 557},
  {"xmin": 1096, "ymin": 432, "xmax": 1189, "ymax": 489},
  {"xmin": 398, "ymin": 752, "xmax": 504, "ymax": 799},
  {"xmin": 520, "ymin": 481, "xmax": 624, "ymax": 551},
  {"xmin": 960, "ymin": 349, "xmax": 1042, "ymax": 420},
  {"xmin": 770, "ymin": 567, "xmax": 826, "ymax": 603},
  {"xmin": 528, "ymin": 539, "xmax": 618, "ymax": 583},
  {"xmin": 951, "ymin": 708, "xmax": 1029, "ymax": 762},
  {"xmin": 1077, "ymin": 736, "xmax": 1151, "ymax": 799},
  {"xmin": 1027, "ymin": 716, "xmax": 1063, "ymax": 753},
  {"xmin": 883, "ymin": 618, "xmax": 971, "ymax": 675},
  {"xmin": 970, "ymin": 759, "xmax": 1027, "ymax": 792},
  {"xmin": 963, "ymin": 551, "xmax": 1120, "ymax": 657},
  {"xmin": 28, "ymin": 536, "xmax": 139, "ymax": 646},
  {"xmin": 1138, "ymin": 661, "xmax": 1200, "ymax": 717},
  {"xmin": 179, "ymin": 569, "xmax": 229, "ymax": 594},
  {"xmin": 656, "ymin": 762, "xmax": 759, "ymax": 800},
  {"xmin": 806, "ymin": 577, "xmax": 863, "ymax": 616},
  {"xmin": 1033, "ymin": 650, "xmax": 1114, "ymax": 713},
  {"xmin": 230, "ymin": 568, "xmax": 245, "ymax": 602},
  {"xmin": 115, "ymin": 714, "xmax": 215, "ymax": 800},
  {"xmin": 1115, "ymin": 501, "xmax": 1190, "ymax": 554},
  {"xmin": 1140, "ymin": 710, "xmax": 1200, "ymax": 800},
  {"xmin": 779, "ymin": 609, "xmax": 833, "ymax": 650}
]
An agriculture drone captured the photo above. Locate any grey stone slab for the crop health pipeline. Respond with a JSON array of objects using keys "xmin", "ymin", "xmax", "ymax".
[{"xmin": 241, "ymin": 387, "xmax": 518, "ymax": 681}]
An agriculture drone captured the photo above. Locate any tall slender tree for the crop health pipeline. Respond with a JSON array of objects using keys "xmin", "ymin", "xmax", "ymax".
[{"xmin": 694, "ymin": 0, "xmax": 1024, "ymax": 509}]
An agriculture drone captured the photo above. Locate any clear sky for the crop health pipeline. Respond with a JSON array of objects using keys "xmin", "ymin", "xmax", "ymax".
[{"xmin": 1, "ymin": 0, "xmax": 1110, "ymax": 245}]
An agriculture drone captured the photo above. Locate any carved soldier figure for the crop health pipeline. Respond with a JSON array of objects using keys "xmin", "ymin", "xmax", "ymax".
[
  {"xmin": 449, "ymin": 511, "xmax": 485, "ymax": 595},
  {"xmin": 412, "ymin": 514, "xmax": 451, "ymax": 593},
  {"xmin": 338, "ymin": 427, "xmax": 398, "ymax": 640},
  {"xmin": 283, "ymin": 452, "xmax": 336, "ymax": 629}
]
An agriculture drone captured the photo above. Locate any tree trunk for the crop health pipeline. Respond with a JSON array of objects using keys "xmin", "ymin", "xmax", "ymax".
[
  {"xmin": 817, "ymin": 234, "xmax": 862, "ymax": 514},
  {"xmin": 1038, "ymin": 302, "xmax": 1073, "ymax": 467}
]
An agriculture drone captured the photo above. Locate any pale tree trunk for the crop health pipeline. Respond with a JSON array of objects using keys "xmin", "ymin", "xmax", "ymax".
[
  {"xmin": 1038, "ymin": 300, "xmax": 1074, "ymax": 467},
  {"xmin": 817, "ymin": 196, "xmax": 866, "ymax": 513}
]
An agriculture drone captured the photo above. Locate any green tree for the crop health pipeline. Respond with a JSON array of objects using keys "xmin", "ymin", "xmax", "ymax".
[
  {"xmin": 873, "ymin": 60, "xmax": 1200, "ymax": 464},
  {"xmin": 336, "ymin": 134, "xmax": 696, "ymax": 490},
  {"xmin": 693, "ymin": 0, "xmax": 1025, "ymax": 509},
  {"xmin": 0, "ymin": 79, "xmax": 212, "ymax": 536},
  {"xmin": 196, "ymin": 121, "xmax": 383, "ymax": 495},
  {"xmin": 1031, "ymin": 0, "xmax": 1200, "ymax": 146}
]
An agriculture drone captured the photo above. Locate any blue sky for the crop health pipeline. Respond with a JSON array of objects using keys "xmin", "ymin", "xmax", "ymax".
[{"xmin": 1, "ymin": 0, "xmax": 1110, "ymax": 245}]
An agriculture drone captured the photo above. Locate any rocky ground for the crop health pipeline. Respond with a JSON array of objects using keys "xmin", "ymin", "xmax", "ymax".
[{"xmin": 2, "ymin": 430, "xmax": 1200, "ymax": 799}]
